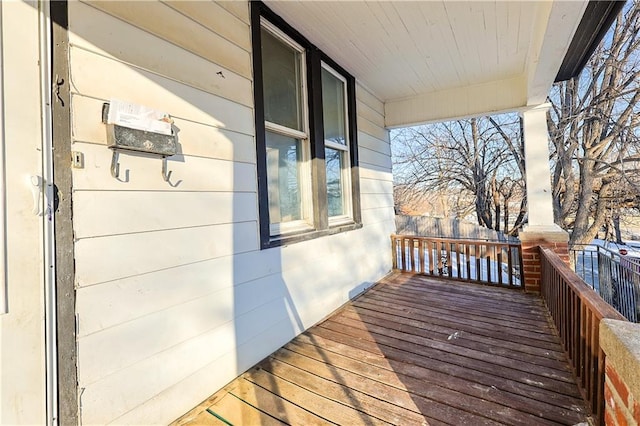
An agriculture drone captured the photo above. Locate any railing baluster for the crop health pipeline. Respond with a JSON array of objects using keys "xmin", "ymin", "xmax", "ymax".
[
  {"xmin": 507, "ymin": 245, "xmax": 514, "ymax": 287},
  {"xmin": 485, "ymin": 244, "xmax": 491, "ymax": 283},
  {"xmin": 428, "ymin": 240, "xmax": 434, "ymax": 275},
  {"xmin": 389, "ymin": 235, "xmax": 523, "ymax": 287},
  {"xmin": 497, "ymin": 247, "xmax": 503, "ymax": 286},
  {"xmin": 540, "ymin": 248, "xmax": 627, "ymax": 426},
  {"xmin": 477, "ymin": 244, "xmax": 482, "ymax": 283},
  {"xmin": 447, "ymin": 242, "xmax": 453, "ymax": 279},
  {"xmin": 409, "ymin": 237, "xmax": 415, "ymax": 272},
  {"xmin": 465, "ymin": 243, "xmax": 471, "ymax": 281}
]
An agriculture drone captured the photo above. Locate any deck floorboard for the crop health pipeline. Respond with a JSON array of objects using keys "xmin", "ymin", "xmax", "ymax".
[{"xmin": 173, "ymin": 273, "xmax": 590, "ymax": 425}]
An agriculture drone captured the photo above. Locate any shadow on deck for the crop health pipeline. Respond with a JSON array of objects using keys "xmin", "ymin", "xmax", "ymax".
[{"xmin": 173, "ymin": 272, "xmax": 590, "ymax": 425}]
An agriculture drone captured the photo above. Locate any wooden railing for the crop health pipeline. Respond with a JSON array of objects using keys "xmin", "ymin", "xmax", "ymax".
[
  {"xmin": 391, "ymin": 235, "xmax": 523, "ymax": 288},
  {"xmin": 540, "ymin": 248, "xmax": 627, "ymax": 425}
]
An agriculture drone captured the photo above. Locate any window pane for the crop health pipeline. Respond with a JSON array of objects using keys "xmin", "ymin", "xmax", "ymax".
[
  {"xmin": 321, "ymin": 68, "xmax": 346, "ymax": 145},
  {"xmin": 261, "ymin": 28, "xmax": 303, "ymax": 131},
  {"xmin": 325, "ymin": 147, "xmax": 345, "ymax": 217},
  {"xmin": 266, "ymin": 131, "xmax": 303, "ymax": 223}
]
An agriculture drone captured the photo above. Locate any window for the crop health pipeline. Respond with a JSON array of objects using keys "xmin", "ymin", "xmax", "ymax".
[
  {"xmin": 322, "ymin": 64, "xmax": 352, "ymax": 224},
  {"xmin": 252, "ymin": 2, "xmax": 361, "ymax": 248},
  {"xmin": 261, "ymin": 21, "xmax": 312, "ymax": 236}
]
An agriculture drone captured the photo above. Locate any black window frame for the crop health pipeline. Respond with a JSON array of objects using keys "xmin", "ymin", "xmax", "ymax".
[{"xmin": 251, "ymin": 2, "xmax": 361, "ymax": 249}]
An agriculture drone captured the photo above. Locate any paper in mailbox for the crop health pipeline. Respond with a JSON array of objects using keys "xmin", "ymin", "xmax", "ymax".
[{"xmin": 107, "ymin": 99, "xmax": 172, "ymax": 135}]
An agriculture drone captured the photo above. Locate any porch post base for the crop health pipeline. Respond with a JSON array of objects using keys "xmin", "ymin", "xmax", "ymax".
[{"xmin": 519, "ymin": 228, "xmax": 570, "ymax": 293}]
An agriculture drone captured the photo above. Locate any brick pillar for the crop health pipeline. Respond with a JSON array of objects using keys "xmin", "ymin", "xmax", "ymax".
[
  {"xmin": 600, "ymin": 319, "xmax": 640, "ymax": 426},
  {"xmin": 519, "ymin": 229, "xmax": 569, "ymax": 293}
]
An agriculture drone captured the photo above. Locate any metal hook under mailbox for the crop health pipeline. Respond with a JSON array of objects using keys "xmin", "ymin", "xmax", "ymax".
[
  {"xmin": 110, "ymin": 150, "xmax": 120, "ymax": 179},
  {"xmin": 162, "ymin": 157, "xmax": 172, "ymax": 182}
]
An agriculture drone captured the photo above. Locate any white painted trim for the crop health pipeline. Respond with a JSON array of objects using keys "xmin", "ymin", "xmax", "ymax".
[
  {"xmin": 0, "ymin": 1, "xmax": 6, "ymax": 315},
  {"xmin": 321, "ymin": 61, "xmax": 350, "ymax": 150},
  {"xmin": 38, "ymin": 2, "xmax": 58, "ymax": 424},
  {"xmin": 265, "ymin": 120, "xmax": 307, "ymax": 140},
  {"xmin": 522, "ymin": 224, "xmax": 566, "ymax": 234},
  {"xmin": 525, "ymin": 1, "xmax": 588, "ymax": 105},
  {"xmin": 384, "ymin": 74, "xmax": 527, "ymax": 128},
  {"xmin": 520, "ymin": 103, "xmax": 551, "ymax": 114},
  {"xmin": 324, "ymin": 140, "xmax": 348, "ymax": 151},
  {"xmin": 269, "ymin": 219, "xmax": 314, "ymax": 236}
]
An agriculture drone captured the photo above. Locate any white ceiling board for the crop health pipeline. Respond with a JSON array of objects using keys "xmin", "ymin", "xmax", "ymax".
[
  {"xmin": 264, "ymin": 0, "xmax": 587, "ymax": 125},
  {"xmin": 385, "ymin": 74, "xmax": 527, "ymax": 128}
]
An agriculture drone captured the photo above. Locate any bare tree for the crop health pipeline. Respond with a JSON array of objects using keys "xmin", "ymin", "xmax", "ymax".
[
  {"xmin": 548, "ymin": 2, "xmax": 640, "ymax": 247},
  {"xmin": 392, "ymin": 115, "xmax": 526, "ymax": 235}
]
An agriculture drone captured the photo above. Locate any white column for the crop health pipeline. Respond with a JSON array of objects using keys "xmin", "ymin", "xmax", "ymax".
[{"xmin": 520, "ymin": 104, "xmax": 564, "ymax": 232}]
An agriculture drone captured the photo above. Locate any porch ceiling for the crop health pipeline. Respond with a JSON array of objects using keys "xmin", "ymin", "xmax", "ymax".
[{"xmin": 264, "ymin": 1, "xmax": 589, "ymax": 127}]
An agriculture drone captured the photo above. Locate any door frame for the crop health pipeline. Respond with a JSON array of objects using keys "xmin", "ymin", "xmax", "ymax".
[{"xmin": 49, "ymin": 1, "xmax": 77, "ymax": 424}]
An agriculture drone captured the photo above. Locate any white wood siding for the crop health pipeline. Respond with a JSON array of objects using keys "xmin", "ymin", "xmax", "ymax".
[{"xmin": 69, "ymin": 2, "xmax": 394, "ymax": 424}]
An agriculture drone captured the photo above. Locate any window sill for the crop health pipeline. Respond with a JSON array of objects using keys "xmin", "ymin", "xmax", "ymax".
[{"xmin": 265, "ymin": 221, "xmax": 363, "ymax": 249}]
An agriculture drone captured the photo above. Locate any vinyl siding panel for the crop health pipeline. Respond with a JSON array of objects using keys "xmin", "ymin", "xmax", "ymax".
[
  {"xmin": 69, "ymin": 2, "xmax": 394, "ymax": 424},
  {"xmin": 85, "ymin": 1, "xmax": 252, "ymax": 78},
  {"xmin": 69, "ymin": 3, "xmax": 253, "ymax": 107}
]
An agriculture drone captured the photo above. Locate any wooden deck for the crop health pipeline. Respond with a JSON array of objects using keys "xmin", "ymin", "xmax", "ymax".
[{"xmin": 174, "ymin": 273, "xmax": 590, "ymax": 425}]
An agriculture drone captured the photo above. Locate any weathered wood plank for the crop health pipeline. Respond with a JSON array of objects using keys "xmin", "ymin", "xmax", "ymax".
[
  {"xmin": 258, "ymin": 358, "xmax": 425, "ymax": 425},
  {"xmin": 367, "ymin": 283, "xmax": 552, "ymax": 328},
  {"xmin": 244, "ymin": 368, "xmax": 384, "ymax": 426},
  {"xmin": 207, "ymin": 391, "xmax": 284, "ymax": 426},
  {"xmin": 270, "ymin": 349, "xmax": 504, "ymax": 425},
  {"xmin": 297, "ymin": 330, "xmax": 588, "ymax": 417},
  {"xmin": 285, "ymin": 340, "xmax": 585, "ymax": 425},
  {"xmin": 324, "ymin": 315, "xmax": 573, "ymax": 382},
  {"xmin": 174, "ymin": 274, "xmax": 589, "ymax": 425},
  {"xmin": 176, "ymin": 410, "xmax": 226, "ymax": 426},
  {"xmin": 319, "ymin": 317, "xmax": 579, "ymax": 388},
  {"xmin": 355, "ymin": 292, "xmax": 561, "ymax": 347},
  {"xmin": 343, "ymin": 303, "xmax": 567, "ymax": 361},
  {"xmin": 228, "ymin": 378, "xmax": 328, "ymax": 425}
]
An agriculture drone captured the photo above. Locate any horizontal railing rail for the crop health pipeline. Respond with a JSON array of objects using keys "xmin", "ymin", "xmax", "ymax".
[
  {"xmin": 540, "ymin": 248, "xmax": 627, "ymax": 425},
  {"xmin": 570, "ymin": 244, "xmax": 640, "ymax": 323},
  {"xmin": 391, "ymin": 234, "xmax": 523, "ymax": 288}
]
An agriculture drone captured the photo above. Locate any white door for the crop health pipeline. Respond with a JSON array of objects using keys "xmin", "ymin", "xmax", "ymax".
[{"xmin": 0, "ymin": 2, "xmax": 51, "ymax": 424}]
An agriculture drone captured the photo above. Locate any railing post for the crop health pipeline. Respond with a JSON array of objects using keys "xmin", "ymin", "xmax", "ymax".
[
  {"xmin": 519, "ymin": 229, "xmax": 570, "ymax": 293},
  {"xmin": 391, "ymin": 235, "xmax": 397, "ymax": 270}
]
